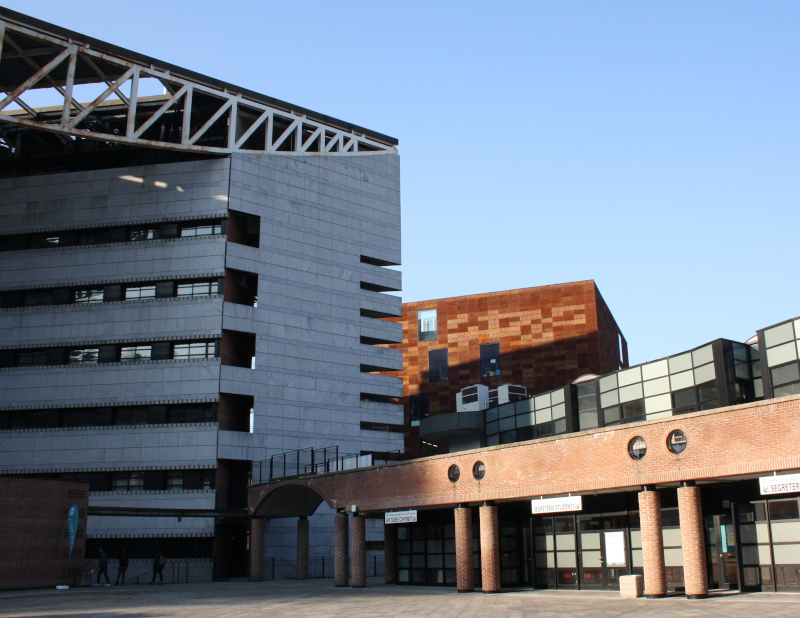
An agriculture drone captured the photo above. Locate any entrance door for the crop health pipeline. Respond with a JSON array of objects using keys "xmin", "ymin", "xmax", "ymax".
[
  {"xmin": 531, "ymin": 516, "xmax": 578, "ymax": 589},
  {"xmin": 579, "ymin": 528, "xmax": 628, "ymax": 590},
  {"xmin": 706, "ymin": 514, "xmax": 739, "ymax": 590}
]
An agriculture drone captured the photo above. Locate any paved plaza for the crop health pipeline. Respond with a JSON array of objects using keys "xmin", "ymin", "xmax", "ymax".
[{"xmin": 1, "ymin": 579, "xmax": 800, "ymax": 618}]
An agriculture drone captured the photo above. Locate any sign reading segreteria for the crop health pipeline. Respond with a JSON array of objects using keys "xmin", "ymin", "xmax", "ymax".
[
  {"xmin": 760, "ymin": 473, "xmax": 800, "ymax": 496},
  {"xmin": 531, "ymin": 495, "xmax": 582, "ymax": 514},
  {"xmin": 385, "ymin": 510, "xmax": 418, "ymax": 524}
]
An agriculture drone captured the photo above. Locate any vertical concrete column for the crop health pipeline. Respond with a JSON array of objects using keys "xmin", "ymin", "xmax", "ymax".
[
  {"xmin": 638, "ymin": 487, "xmax": 667, "ymax": 598},
  {"xmin": 678, "ymin": 483, "xmax": 708, "ymax": 599},
  {"xmin": 297, "ymin": 516, "xmax": 309, "ymax": 581},
  {"xmin": 351, "ymin": 513, "xmax": 367, "ymax": 588},
  {"xmin": 455, "ymin": 505, "xmax": 475, "ymax": 593},
  {"xmin": 334, "ymin": 510, "xmax": 349, "ymax": 587},
  {"xmin": 249, "ymin": 518, "xmax": 264, "ymax": 582},
  {"xmin": 479, "ymin": 502, "xmax": 501, "ymax": 593},
  {"xmin": 384, "ymin": 522, "xmax": 397, "ymax": 584}
]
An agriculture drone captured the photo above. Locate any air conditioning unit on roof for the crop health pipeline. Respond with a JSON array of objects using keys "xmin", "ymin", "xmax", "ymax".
[
  {"xmin": 456, "ymin": 384, "xmax": 489, "ymax": 412},
  {"xmin": 490, "ymin": 384, "xmax": 528, "ymax": 407}
]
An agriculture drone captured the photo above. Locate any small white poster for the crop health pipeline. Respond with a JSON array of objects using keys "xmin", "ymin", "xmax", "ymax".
[
  {"xmin": 604, "ymin": 531, "xmax": 626, "ymax": 567},
  {"xmin": 385, "ymin": 510, "xmax": 417, "ymax": 524},
  {"xmin": 531, "ymin": 495, "xmax": 582, "ymax": 514},
  {"xmin": 760, "ymin": 473, "xmax": 800, "ymax": 496}
]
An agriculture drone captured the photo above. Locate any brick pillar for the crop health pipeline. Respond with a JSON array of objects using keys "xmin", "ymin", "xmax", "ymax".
[
  {"xmin": 297, "ymin": 516, "xmax": 309, "ymax": 580},
  {"xmin": 678, "ymin": 483, "xmax": 708, "ymax": 599},
  {"xmin": 249, "ymin": 518, "xmax": 264, "ymax": 582},
  {"xmin": 351, "ymin": 513, "xmax": 367, "ymax": 588},
  {"xmin": 479, "ymin": 503, "xmax": 501, "ymax": 593},
  {"xmin": 334, "ymin": 511, "xmax": 349, "ymax": 587},
  {"xmin": 384, "ymin": 523, "xmax": 397, "ymax": 584},
  {"xmin": 455, "ymin": 505, "xmax": 475, "ymax": 593},
  {"xmin": 639, "ymin": 487, "xmax": 667, "ymax": 598}
]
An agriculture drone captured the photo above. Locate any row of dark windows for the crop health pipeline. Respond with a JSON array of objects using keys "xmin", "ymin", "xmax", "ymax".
[
  {"xmin": 0, "ymin": 340, "xmax": 218, "ymax": 368},
  {"xmin": 425, "ymin": 344, "xmax": 502, "ymax": 383},
  {"xmin": 0, "ymin": 219, "xmax": 226, "ymax": 252},
  {"xmin": 0, "ymin": 278, "xmax": 222, "ymax": 309},
  {"xmin": 0, "ymin": 403, "xmax": 217, "ymax": 431},
  {"xmin": 25, "ymin": 468, "xmax": 216, "ymax": 492}
]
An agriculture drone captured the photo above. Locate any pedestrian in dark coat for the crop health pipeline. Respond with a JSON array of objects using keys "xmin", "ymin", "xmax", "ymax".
[
  {"xmin": 94, "ymin": 548, "xmax": 110, "ymax": 586},
  {"xmin": 150, "ymin": 553, "xmax": 166, "ymax": 584},
  {"xmin": 115, "ymin": 550, "xmax": 129, "ymax": 585}
]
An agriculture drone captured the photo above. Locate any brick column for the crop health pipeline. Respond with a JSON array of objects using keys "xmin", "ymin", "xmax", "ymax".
[
  {"xmin": 297, "ymin": 516, "xmax": 309, "ymax": 580},
  {"xmin": 479, "ymin": 503, "xmax": 501, "ymax": 593},
  {"xmin": 678, "ymin": 483, "xmax": 708, "ymax": 599},
  {"xmin": 455, "ymin": 505, "xmax": 475, "ymax": 593},
  {"xmin": 638, "ymin": 487, "xmax": 667, "ymax": 598},
  {"xmin": 334, "ymin": 510, "xmax": 349, "ymax": 587},
  {"xmin": 351, "ymin": 513, "xmax": 367, "ymax": 588},
  {"xmin": 249, "ymin": 518, "xmax": 264, "ymax": 582},
  {"xmin": 384, "ymin": 523, "xmax": 397, "ymax": 584}
]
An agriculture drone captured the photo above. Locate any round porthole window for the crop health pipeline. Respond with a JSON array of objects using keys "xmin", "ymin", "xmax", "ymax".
[
  {"xmin": 473, "ymin": 461, "xmax": 485, "ymax": 480},
  {"xmin": 667, "ymin": 430, "xmax": 687, "ymax": 454},
  {"xmin": 448, "ymin": 464, "xmax": 460, "ymax": 483},
  {"xmin": 628, "ymin": 436, "xmax": 647, "ymax": 460}
]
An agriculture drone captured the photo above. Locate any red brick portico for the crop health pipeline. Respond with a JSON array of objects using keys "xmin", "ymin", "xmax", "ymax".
[{"xmin": 249, "ymin": 396, "xmax": 800, "ymax": 593}]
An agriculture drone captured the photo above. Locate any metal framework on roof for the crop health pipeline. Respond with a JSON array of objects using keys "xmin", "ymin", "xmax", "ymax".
[{"xmin": 0, "ymin": 11, "xmax": 397, "ymax": 156}]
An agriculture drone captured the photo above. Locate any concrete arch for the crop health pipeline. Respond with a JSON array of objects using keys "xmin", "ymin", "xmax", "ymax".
[{"xmin": 250, "ymin": 481, "xmax": 332, "ymax": 518}]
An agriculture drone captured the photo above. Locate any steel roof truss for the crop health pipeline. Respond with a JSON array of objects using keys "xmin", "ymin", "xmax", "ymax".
[{"xmin": 0, "ymin": 17, "xmax": 396, "ymax": 156}]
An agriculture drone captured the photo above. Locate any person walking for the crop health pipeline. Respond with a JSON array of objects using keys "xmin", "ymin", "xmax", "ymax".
[
  {"xmin": 115, "ymin": 550, "xmax": 129, "ymax": 585},
  {"xmin": 94, "ymin": 547, "xmax": 111, "ymax": 586},
  {"xmin": 150, "ymin": 553, "xmax": 166, "ymax": 585}
]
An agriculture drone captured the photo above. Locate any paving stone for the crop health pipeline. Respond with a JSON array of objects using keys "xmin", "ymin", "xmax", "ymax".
[{"xmin": 1, "ymin": 579, "xmax": 799, "ymax": 618}]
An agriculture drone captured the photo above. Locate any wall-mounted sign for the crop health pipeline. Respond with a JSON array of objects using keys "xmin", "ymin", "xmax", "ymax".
[
  {"xmin": 385, "ymin": 510, "xmax": 418, "ymax": 524},
  {"xmin": 531, "ymin": 495, "xmax": 582, "ymax": 515},
  {"xmin": 760, "ymin": 473, "xmax": 800, "ymax": 496},
  {"xmin": 604, "ymin": 531, "xmax": 626, "ymax": 567}
]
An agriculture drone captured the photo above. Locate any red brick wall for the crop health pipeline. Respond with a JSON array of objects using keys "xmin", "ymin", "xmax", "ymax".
[
  {"xmin": 250, "ymin": 395, "xmax": 800, "ymax": 515},
  {"xmin": 297, "ymin": 517, "xmax": 309, "ymax": 580},
  {"xmin": 638, "ymin": 489, "xmax": 666, "ymax": 597},
  {"xmin": 383, "ymin": 281, "xmax": 626, "ymax": 455},
  {"xmin": 478, "ymin": 505, "xmax": 500, "ymax": 593},
  {"xmin": 0, "ymin": 477, "xmax": 89, "ymax": 591},
  {"xmin": 333, "ymin": 511, "xmax": 348, "ymax": 586},
  {"xmin": 678, "ymin": 485, "xmax": 708, "ymax": 597},
  {"xmin": 249, "ymin": 518, "xmax": 263, "ymax": 582},
  {"xmin": 454, "ymin": 506, "xmax": 474, "ymax": 592},
  {"xmin": 351, "ymin": 515, "xmax": 366, "ymax": 587}
]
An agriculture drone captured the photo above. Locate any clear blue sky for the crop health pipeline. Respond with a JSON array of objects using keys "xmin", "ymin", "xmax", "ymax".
[{"xmin": 7, "ymin": 1, "xmax": 799, "ymax": 365}]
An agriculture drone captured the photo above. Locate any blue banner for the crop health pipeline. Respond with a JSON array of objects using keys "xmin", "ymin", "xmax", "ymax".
[{"xmin": 67, "ymin": 504, "xmax": 79, "ymax": 559}]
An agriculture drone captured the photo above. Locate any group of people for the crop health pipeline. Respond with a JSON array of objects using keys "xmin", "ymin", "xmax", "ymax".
[{"xmin": 93, "ymin": 548, "xmax": 167, "ymax": 586}]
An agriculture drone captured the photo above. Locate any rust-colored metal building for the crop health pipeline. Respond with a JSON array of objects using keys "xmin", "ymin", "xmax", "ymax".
[{"xmin": 381, "ymin": 281, "xmax": 628, "ymax": 456}]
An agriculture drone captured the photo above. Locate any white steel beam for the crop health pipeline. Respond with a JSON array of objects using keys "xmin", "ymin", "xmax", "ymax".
[{"xmin": 0, "ymin": 18, "xmax": 396, "ymax": 156}]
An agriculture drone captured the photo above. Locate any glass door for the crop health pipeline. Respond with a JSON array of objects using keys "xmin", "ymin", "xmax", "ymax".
[
  {"xmin": 531, "ymin": 515, "xmax": 578, "ymax": 589},
  {"xmin": 706, "ymin": 513, "xmax": 739, "ymax": 590},
  {"xmin": 579, "ymin": 528, "xmax": 628, "ymax": 590}
]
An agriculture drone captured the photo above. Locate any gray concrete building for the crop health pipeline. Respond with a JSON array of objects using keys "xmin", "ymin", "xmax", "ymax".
[{"xmin": 0, "ymin": 8, "xmax": 403, "ymax": 578}]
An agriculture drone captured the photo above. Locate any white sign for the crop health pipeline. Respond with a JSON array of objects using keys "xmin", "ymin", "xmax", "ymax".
[
  {"xmin": 531, "ymin": 495, "xmax": 582, "ymax": 515},
  {"xmin": 760, "ymin": 473, "xmax": 800, "ymax": 496},
  {"xmin": 385, "ymin": 510, "xmax": 417, "ymax": 524},
  {"xmin": 604, "ymin": 531, "xmax": 626, "ymax": 567}
]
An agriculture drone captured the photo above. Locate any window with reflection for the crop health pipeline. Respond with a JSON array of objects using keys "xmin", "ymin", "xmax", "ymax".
[
  {"xmin": 418, "ymin": 309, "xmax": 437, "ymax": 341},
  {"xmin": 173, "ymin": 342, "xmax": 216, "ymax": 360},
  {"xmin": 69, "ymin": 348, "xmax": 99, "ymax": 364},
  {"xmin": 480, "ymin": 343, "xmax": 501, "ymax": 378},
  {"xmin": 74, "ymin": 288, "xmax": 104, "ymax": 304},
  {"xmin": 125, "ymin": 285, "xmax": 156, "ymax": 300}
]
